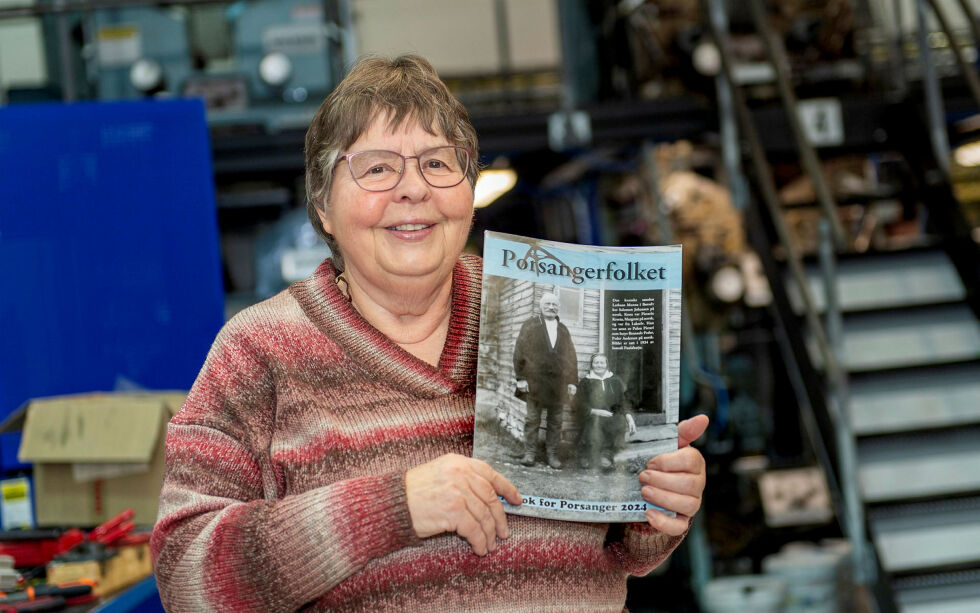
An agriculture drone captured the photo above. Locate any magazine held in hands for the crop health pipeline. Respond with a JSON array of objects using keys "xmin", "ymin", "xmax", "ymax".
[{"xmin": 474, "ymin": 232, "xmax": 682, "ymax": 522}]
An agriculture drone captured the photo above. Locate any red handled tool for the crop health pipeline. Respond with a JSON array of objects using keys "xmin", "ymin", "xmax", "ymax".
[{"xmin": 88, "ymin": 509, "xmax": 135, "ymax": 545}]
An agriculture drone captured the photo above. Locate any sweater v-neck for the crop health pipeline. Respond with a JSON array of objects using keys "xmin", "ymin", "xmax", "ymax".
[{"xmin": 289, "ymin": 255, "xmax": 481, "ymax": 399}]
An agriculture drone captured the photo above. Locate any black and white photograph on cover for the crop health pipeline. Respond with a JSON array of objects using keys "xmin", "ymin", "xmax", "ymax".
[{"xmin": 474, "ymin": 269, "xmax": 680, "ymax": 522}]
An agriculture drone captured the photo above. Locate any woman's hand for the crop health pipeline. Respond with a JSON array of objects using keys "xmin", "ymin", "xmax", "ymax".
[
  {"xmin": 405, "ymin": 454, "xmax": 522, "ymax": 556},
  {"xmin": 638, "ymin": 414, "xmax": 708, "ymax": 536}
]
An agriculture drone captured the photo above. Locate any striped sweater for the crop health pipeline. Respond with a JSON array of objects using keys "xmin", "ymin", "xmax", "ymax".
[{"xmin": 151, "ymin": 255, "xmax": 684, "ymax": 612}]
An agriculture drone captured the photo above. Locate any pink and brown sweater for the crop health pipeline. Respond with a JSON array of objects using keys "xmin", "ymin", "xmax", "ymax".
[{"xmin": 151, "ymin": 254, "xmax": 685, "ymax": 612}]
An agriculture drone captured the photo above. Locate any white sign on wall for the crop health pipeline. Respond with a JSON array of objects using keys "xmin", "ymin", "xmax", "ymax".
[{"xmin": 797, "ymin": 98, "xmax": 845, "ymax": 148}]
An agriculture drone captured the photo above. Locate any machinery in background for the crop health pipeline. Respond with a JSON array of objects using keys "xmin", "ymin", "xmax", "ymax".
[
  {"xmin": 91, "ymin": 5, "xmax": 191, "ymax": 100},
  {"xmin": 84, "ymin": 1, "xmax": 347, "ymax": 132}
]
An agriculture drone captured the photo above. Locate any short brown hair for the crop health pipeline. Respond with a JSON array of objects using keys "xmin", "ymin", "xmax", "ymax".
[{"xmin": 304, "ymin": 54, "xmax": 479, "ymax": 270}]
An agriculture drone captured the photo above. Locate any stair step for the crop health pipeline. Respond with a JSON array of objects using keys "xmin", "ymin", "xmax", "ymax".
[
  {"xmin": 901, "ymin": 596, "xmax": 980, "ymax": 613},
  {"xmin": 809, "ymin": 303, "xmax": 980, "ymax": 372},
  {"xmin": 850, "ymin": 362, "xmax": 980, "ymax": 435},
  {"xmin": 895, "ymin": 569, "xmax": 980, "ymax": 613},
  {"xmin": 789, "ymin": 249, "xmax": 965, "ymax": 313},
  {"xmin": 858, "ymin": 427, "xmax": 980, "ymax": 502},
  {"xmin": 870, "ymin": 497, "xmax": 980, "ymax": 573}
]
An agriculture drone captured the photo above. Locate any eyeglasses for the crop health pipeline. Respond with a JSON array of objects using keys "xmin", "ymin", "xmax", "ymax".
[{"xmin": 338, "ymin": 146, "xmax": 471, "ymax": 192}]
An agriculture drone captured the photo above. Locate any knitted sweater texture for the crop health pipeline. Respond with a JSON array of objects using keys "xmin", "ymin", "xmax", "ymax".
[{"xmin": 150, "ymin": 255, "xmax": 684, "ymax": 612}]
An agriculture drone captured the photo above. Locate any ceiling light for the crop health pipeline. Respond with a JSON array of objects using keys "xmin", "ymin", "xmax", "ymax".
[
  {"xmin": 954, "ymin": 140, "xmax": 980, "ymax": 167},
  {"xmin": 474, "ymin": 168, "xmax": 517, "ymax": 208}
]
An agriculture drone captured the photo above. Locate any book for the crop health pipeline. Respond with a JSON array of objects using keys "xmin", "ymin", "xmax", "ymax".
[{"xmin": 473, "ymin": 231, "xmax": 682, "ymax": 522}]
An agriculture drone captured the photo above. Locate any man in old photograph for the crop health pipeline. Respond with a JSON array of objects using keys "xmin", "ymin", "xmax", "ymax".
[{"xmin": 514, "ymin": 293, "xmax": 579, "ymax": 469}]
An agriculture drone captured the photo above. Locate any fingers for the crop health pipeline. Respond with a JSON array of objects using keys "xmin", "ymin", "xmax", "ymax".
[
  {"xmin": 405, "ymin": 454, "xmax": 519, "ymax": 557},
  {"xmin": 646, "ymin": 446, "xmax": 705, "ymax": 473},
  {"xmin": 640, "ymin": 485, "xmax": 701, "ymax": 518},
  {"xmin": 640, "ymin": 467, "xmax": 703, "ymax": 496},
  {"xmin": 645, "ymin": 508, "xmax": 691, "ymax": 537},
  {"xmin": 462, "ymin": 470, "xmax": 512, "ymax": 540},
  {"xmin": 471, "ymin": 459, "xmax": 522, "ymax": 505},
  {"xmin": 677, "ymin": 414, "xmax": 709, "ymax": 448},
  {"xmin": 639, "ymin": 445, "xmax": 707, "ymax": 532},
  {"xmin": 457, "ymin": 486, "xmax": 498, "ymax": 555}
]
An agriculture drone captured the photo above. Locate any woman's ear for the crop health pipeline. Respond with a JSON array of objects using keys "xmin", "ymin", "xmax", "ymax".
[{"xmin": 317, "ymin": 203, "xmax": 333, "ymax": 235}]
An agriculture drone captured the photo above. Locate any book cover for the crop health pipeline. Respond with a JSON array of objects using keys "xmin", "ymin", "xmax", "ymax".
[{"xmin": 474, "ymin": 231, "xmax": 682, "ymax": 522}]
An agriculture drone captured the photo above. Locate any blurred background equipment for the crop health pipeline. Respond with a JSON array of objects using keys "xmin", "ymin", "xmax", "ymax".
[{"xmin": 1, "ymin": 0, "xmax": 979, "ymax": 610}]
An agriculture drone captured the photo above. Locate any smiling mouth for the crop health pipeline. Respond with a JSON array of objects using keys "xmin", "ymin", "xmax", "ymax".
[{"xmin": 388, "ymin": 223, "xmax": 433, "ymax": 231}]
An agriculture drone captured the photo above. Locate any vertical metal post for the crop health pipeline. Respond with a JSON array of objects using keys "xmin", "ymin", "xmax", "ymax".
[
  {"xmin": 493, "ymin": 0, "xmax": 512, "ymax": 106},
  {"xmin": 883, "ymin": 0, "xmax": 910, "ymax": 94},
  {"xmin": 893, "ymin": 0, "xmax": 910, "ymax": 93},
  {"xmin": 642, "ymin": 143, "xmax": 713, "ymax": 597},
  {"xmin": 864, "ymin": 0, "xmax": 906, "ymax": 93},
  {"xmin": 556, "ymin": 0, "xmax": 578, "ymax": 112},
  {"xmin": 818, "ymin": 221, "xmax": 844, "ymax": 361},
  {"xmin": 917, "ymin": 0, "xmax": 952, "ymax": 179},
  {"xmin": 334, "ymin": 0, "xmax": 357, "ymax": 75},
  {"xmin": 493, "ymin": 0, "xmax": 512, "ymax": 79},
  {"xmin": 55, "ymin": 0, "xmax": 76, "ymax": 102},
  {"xmin": 818, "ymin": 220, "xmax": 875, "ymax": 586},
  {"xmin": 707, "ymin": 0, "xmax": 749, "ymax": 211}
]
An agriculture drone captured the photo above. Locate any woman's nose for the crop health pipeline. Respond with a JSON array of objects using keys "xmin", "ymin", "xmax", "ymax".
[{"xmin": 395, "ymin": 160, "xmax": 430, "ymax": 201}]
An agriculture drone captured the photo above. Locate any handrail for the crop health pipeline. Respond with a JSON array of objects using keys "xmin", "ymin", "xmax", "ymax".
[
  {"xmin": 702, "ymin": 0, "xmax": 875, "ymax": 586},
  {"xmin": 925, "ymin": 0, "xmax": 980, "ymax": 110},
  {"xmin": 702, "ymin": 4, "xmax": 843, "ymax": 392},
  {"xmin": 953, "ymin": 0, "xmax": 980, "ymax": 52},
  {"xmin": 746, "ymin": 0, "xmax": 847, "ymax": 249},
  {"xmin": 917, "ymin": 0, "xmax": 953, "ymax": 180}
]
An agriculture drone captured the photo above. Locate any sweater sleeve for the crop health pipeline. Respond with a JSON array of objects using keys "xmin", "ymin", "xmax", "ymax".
[
  {"xmin": 150, "ymin": 319, "xmax": 420, "ymax": 612},
  {"xmin": 605, "ymin": 521, "xmax": 688, "ymax": 576}
]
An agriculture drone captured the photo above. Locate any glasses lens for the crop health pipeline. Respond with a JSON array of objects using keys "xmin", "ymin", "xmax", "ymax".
[
  {"xmin": 348, "ymin": 150, "xmax": 404, "ymax": 191},
  {"xmin": 419, "ymin": 146, "xmax": 468, "ymax": 187}
]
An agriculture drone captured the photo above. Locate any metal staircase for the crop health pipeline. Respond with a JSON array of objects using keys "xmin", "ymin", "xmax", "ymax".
[
  {"xmin": 793, "ymin": 248, "xmax": 980, "ymax": 612},
  {"xmin": 705, "ymin": 0, "xmax": 980, "ymax": 610}
]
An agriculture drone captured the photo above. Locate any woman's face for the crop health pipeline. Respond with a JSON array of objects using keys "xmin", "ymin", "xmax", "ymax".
[
  {"xmin": 591, "ymin": 355, "xmax": 608, "ymax": 376},
  {"xmin": 319, "ymin": 115, "xmax": 474, "ymax": 290}
]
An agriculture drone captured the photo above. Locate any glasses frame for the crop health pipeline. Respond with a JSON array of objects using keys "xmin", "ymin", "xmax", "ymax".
[{"xmin": 338, "ymin": 146, "xmax": 472, "ymax": 192}]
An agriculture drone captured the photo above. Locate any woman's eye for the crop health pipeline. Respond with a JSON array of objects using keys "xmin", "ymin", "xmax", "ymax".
[{"xmin": 366, "ymin": 165, "xmax": 392, "ymax": 175}]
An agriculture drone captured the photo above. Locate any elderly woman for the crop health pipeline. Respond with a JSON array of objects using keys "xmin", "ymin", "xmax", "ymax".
[
  {"xmin": 575, "ymin": 353, "xmax": 636, "ymax": 471},
  {"xmin": 151, "ymin": 55, "xmax": 708, "ymax": 612}
]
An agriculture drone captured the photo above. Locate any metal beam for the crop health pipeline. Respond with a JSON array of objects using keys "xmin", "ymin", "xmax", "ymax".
[{"xmin": 0, "ymin": 0, "xmax": 231, "ymax": 20}]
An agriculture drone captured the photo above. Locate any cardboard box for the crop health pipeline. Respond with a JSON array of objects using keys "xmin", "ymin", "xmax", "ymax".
[
  {"xmin": 0, "ymin": 392, "xmax": 186, "ymax": 527},
  {"xmin": 47, "ymin": 542, "xmax": 153, "ymax": 596}
]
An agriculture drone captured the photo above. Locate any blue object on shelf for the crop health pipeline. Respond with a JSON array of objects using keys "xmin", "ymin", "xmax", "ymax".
[
  {"xmin": 0, "ymin": 99, "xmax": 224, "ymax": 421},
  {"xmin": 0, "ymin": 432, "xmax": 30, "ymax": 475},
  {"xmin": 92, "ymin": 575, "xmax": 165, "ymax": 613}
]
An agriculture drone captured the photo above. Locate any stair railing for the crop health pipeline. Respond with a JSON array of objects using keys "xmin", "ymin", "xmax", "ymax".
[{"xmin": 702, "ymin": 0, "xmax": 878, "ymax": 588}]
